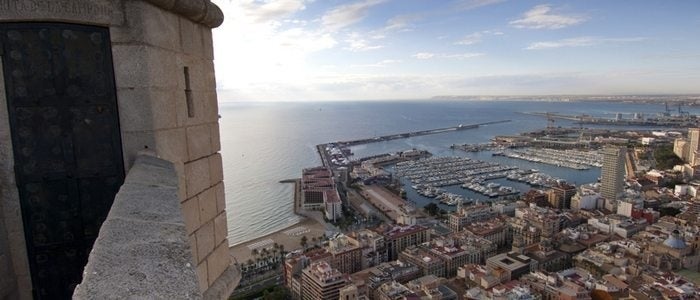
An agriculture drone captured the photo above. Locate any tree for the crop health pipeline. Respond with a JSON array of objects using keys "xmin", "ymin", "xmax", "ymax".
[
  {"xmin": 424, "ymin": 203, "xmax": 440, "ymax": 216},
  {"xmin": 300, "ymin": 235, "xmax": 308, "ymax": 249},
  {"xmin": 251, "ymin": 248, "xmax": 259, "ymax": 257}
]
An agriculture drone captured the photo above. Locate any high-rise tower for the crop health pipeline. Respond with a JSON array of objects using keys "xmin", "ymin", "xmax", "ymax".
[
  {"xmin": 600, "ymin": 146, "xmax": 626, "ymax": 203},
  {"xmin": 688, "ymin": 128, "xmax": 700, "ymax": 165}
]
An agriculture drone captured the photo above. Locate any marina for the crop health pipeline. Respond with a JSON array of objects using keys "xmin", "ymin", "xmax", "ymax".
[{"xmin": 494, "ymin": 148, "xmax": 603, "ymax": 170}]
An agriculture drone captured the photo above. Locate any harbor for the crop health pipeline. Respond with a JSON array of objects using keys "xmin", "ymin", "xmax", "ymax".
[{"xmin": 316, "ymin": 120, "xmax": 512, "ymax": 168}]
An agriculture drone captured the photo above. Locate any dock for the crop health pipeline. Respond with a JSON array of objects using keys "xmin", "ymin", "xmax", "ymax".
[
  {"xmin": 316, "ymin": 120, "xmax": 511, "ymax": 168},
  {"xmin": 336, "ymin": 119, "xmax": 511, "ymax": 147}
]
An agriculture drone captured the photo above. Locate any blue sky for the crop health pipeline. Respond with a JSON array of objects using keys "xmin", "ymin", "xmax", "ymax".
[{"xmin": 211, "ymin": 0, "xmax": 700, "ymax": 101}]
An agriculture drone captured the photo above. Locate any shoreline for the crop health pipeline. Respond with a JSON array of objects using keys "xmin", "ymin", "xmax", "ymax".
[{"xmin": 229, "ymin": 178, "xmax": 327, "ymax": 263}]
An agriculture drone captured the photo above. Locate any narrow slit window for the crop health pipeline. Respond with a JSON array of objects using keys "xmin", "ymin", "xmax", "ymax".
[{"xmin": 184, "ymin": 66, "xmax": 194, "ymax": 117}]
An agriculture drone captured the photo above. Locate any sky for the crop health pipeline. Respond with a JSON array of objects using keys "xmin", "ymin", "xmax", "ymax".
[{"xmin": 210, "ymin": 0, "xmax": 700, "ymax": 101}]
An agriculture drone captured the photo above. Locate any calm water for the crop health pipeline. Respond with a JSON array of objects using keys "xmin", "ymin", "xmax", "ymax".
[{"xmin": 220, "ymin": 100, "xmax": 698, "ymax": 245}]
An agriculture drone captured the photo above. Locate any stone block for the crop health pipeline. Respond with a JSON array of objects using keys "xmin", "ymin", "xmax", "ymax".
[
  {"xmin": 179, "ymin": 17, "xmax": 204, "ymax": 56},
  {"xmin": 187, "ymin": 124, "xmax": 212, "ymax": 161},
  {"xmin": 195, "ymin": 221, "xmax": 215, "ymax": 264},
  {"xmin": 111, "ymin": 45, "xmax": 179, "ymax": 90},
  {"xmin": 181, "ymin": 198, "xmax": 200, "ymax": 235},
  {"xmin": 213, "ymin": 212, "xmax": 227, "ymax": 246},
  {"xmin": 110, "ymin": 1, "xmax": 181, "ymax": 51},
  {"xmin": 188, "ymin": 234, "xmax": 198, "ymax": 263},
  {"xmin": 154, "ymin": 127, "xmax": 188, "ymax": 163},
  {"xmin": 173, "ymin": 162, "xmax": 187, "ymax": 202},
  {"xmin": 201, "ymin": 27, "xmax": 214, "ymax": 60},
  {"xmin": 198, "ymin": 187, "xmax": 217, "ymax": 224},
  {"xmin": 209, "ymin": 153, "xmax": 224, "ymax": 184},
  {"xmin": 196, "ymin": 261, "xmax": 208, "ymax": 292},
  {"xmin": 210, "ymin": 123, "xmax": 221, "ymax": 152},
  {"xmin": 116, "ymin": 87, "xmax": 178, "ymax": 132},
  {"xmin": 207, "ymin": 242, "xmax": 231, "ymax": 286},
  {"xmin": 214, "ymin": 182, "xmax": 226, "ymax": 213},
  {"xmin": 121, "ymin": 131, "xmax": 156, "ymax": 169},
  {"xmin": 185, "ymin": 158, "xmax": 211, "ymax": 198}
]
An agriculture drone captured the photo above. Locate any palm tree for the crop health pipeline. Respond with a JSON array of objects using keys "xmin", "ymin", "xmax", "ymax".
[
  {"xmin": 300, "ymin": 235, "xmax": 308, "ymax": 249},
  {"xmin": 251, "ymin": 248, "xmax": 259, "ymax": 258}
]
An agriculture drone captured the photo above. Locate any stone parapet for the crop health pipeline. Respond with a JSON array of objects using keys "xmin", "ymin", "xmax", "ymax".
[{"xmin": 73, "ymin": 154, "xmax": 202, "ymax": 299}]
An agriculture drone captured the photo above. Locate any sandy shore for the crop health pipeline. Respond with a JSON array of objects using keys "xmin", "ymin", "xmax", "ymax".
[
  {"xmin": 229, "ymin": 217, "xmax": 327, "ymax": 264},
  {"xmin": 229, "ymin": 179, "xmax": 328, "ymax": 264}
]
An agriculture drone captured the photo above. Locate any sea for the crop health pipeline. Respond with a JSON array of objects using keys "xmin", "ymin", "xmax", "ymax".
[{"xmin": 220, "ymin": 100, "xmax": 700, "ymax": 245}]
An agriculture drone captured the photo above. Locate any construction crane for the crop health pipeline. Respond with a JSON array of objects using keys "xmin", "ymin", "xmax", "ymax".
[
  {"xmin": 546, "ymin": 112, "xmax": 556, "ymax": 131},
  {"xmin": 678, "ymin": 103, "xmax": 690, "ymax": 118}
]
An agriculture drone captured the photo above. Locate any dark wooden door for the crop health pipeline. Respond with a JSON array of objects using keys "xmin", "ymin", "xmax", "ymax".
[{"xmin": 0, "ymin": 23, "xmax": 124, "ymax": 299}]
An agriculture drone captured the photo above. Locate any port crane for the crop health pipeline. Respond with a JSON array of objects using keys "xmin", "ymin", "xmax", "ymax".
[{"xmin": 545, "ymin": 112, "xmax": 556, "ymax": 131}]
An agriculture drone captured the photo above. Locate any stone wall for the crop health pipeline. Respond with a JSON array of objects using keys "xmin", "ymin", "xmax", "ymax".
[
  {"xmin": 74, "ymin": 154, "xmax": 201, "ymax": 299},
  {"xmin": 0, "ymin": 0, "xmax": 234, "ymax": 298}
]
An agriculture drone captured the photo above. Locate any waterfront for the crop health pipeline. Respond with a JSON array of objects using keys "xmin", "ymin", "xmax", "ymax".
[{"xmin": 220, "ymin": 100, "xmax": 700, "ymax": 245}]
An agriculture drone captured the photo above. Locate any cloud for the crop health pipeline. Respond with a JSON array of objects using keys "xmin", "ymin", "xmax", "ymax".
[
  {"xmin": 413, "ymin": 52, "xmax": 483, "ymax": 59},
  {"xmin": 321, "ymin": 0, "xmax": 386, "ymax": 32},
  {"xmin": 526, "ymin": 36, "xmax": 647, "ymax": 50},
  {"xmin": 352, "ymin": 59, "xmax": 402, "ymax": 68},
  {"xmin": 345, "ymin": 32, "xmax": 384, "ymax": 51},
  {"xmin": 453, "ymin": 0, "xmax": 506, "ymax": 11},
  {"xmin": 510, "ymin": 5, "xmax": 586, "ymax": 29},
  {"xmin": 455, "ymin": 30, "xmax": 503, "ymax": 45},
  {"xmin": 238, "ymin": 0, "xmax": 308, "ymax": 22},
  {"xmin": 413, "ymin": 52, "xmax": 436, "ymax": 59},
  {"xmin": 384, "ymin": 14, "xmax": 422, "ymax": 32}
]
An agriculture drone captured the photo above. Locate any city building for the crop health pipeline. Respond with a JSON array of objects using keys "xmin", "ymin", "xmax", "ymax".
[
  {"xmin": 373, "ymin": 224, "xmax": 430, "ymax": 261},
  {"xmin": 674, "ymin": 137, "xmax": 689, "ymax": 162},
  {"xmin": 485, "ymin": 252, "xmax": 534, "ymax": 281},
  {"xmin": 570, "ymin": 184, "xmax": 603, "ymax": 211},
  {"xmin": 399, "ymin": 246, "xmax": 446, "ymax": 278},
  {"xmin": 350, "ymin": 229, "xmax": 387, "ymax": 269},
  {"xmin": 547, "ymin": 183, "xmax": 577, "ymax": 209},
  {"xmin": 520, "ymin": 269, "xmax": 594, "ymax": 300},
  {"xmin": 301, "ymin": 261, "xmax": 347, "ymax": 300},
  {"xmin": 600, "ymin": 146, "xmax": 627, "ymax": 203},
  {"xmin": 301, "ymin": 167, "xmax": 343, "ymax": 221},
  {"xmin": 284, "ymin": 248, "xmax": 332, "ymax": 298},
  {"xmin": 448, "ymin": 204, "xmax": 495, "ymax": 232},
  {"xmin": 689, "ymin": 128, "xmax": 700, "ymax": 165},
  {"xmin": 328, "ymin": 234, "xmax": 363, "ymax": 275},
  {"xmin": 374, "ymin": 281, "xmax": 416, "ymax": 300},
  {"xmin": 515, "ymin": 205, "xmax": 562, "ymax": 238},
  {"xmin": 463, "ymin": 215, "xmax": 510, "ymax": 249}
]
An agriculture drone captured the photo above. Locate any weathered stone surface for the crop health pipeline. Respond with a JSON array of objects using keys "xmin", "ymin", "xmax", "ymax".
[
  {"xmin": 0, "ymin": 0, "xmax": 123, "ymax": 26},
  {"xmin": 111, "ymin": 1, "xmax": 181, "ymax": 51},
  {"xmin": 185, "ymin": 158, "xmax": 211, "ymax": 198},
  {"xmin": 181, "ymin": 198, "xmax": 200, "ymax": 235},
  {"xmin": 202, "ymin": 264, "xmax": 240, "ymax": 300},
  {"xmin": 209, "ymin": 153, "xmax": 224, "ymax": 184},
  {"xmin": 195, "ymin": 221, "xmax": 215, "ymax": 263},
  {"xmin": 187, "ymin": 124, "xmax": 212, "ymax": 161},
  {"xmin": 206, "ymin": 242, "xmax": 229, "ymax": 285},
  {"xmin": 112, "ymin": 45, "xmax": 179, "ymax": 90},
  {"xmin": 179, "ymin": 17, "xmax": 204, "ymax": 56},
  {"xmin": 214, "ymin": 182, "xmax": 226, "ymax": 214},
  {"xmin": 189, "ymin": 234, "xmax": 199, "ymax": 263},
  {"xmin": 73, "ymin": 155, "xmax": 201, "ymax": 299},
  {"xmin": 210, "ymin": 123, "xmax": 221, "ymax": 152},
  {"xmin": 155, "ymin": 128, "xmax": 188, "ymax": 163},
  {"xmin": 213, "ymin": 212, "xmax": 227, "ymax": 246},
  {"xmin": 121, "ymin": 131, "xmax": 157, "ymax": 169},
  {"xmin": 116, "ymin": 87, "xmax": 179, "ymax": 132},
  {"xmin": 198, "ymin": 187, "xmax": 217, "ymax": 224},
  {"xmin": 196, "ymin": 261, "xmax": 208, "ymax": 292}
]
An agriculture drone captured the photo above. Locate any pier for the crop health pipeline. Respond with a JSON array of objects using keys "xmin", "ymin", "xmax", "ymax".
[
  {"xmin": 336, "ymin": 119, "xmax": 511, "ymax": 147},
  {"xmin": 316, "ymin": 120, "xmax": 511, "ymax": 168}
]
